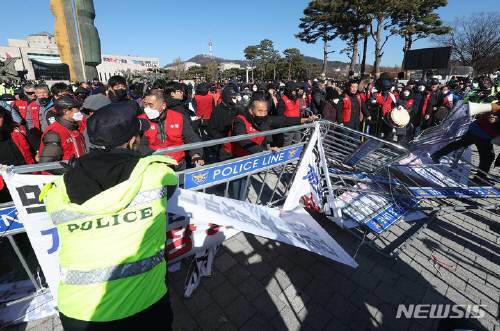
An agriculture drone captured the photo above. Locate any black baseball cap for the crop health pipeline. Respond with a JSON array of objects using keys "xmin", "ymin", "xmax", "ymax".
[{"xmin": 87, "ymin": 102, "xmax": 149, "ymax": 149}]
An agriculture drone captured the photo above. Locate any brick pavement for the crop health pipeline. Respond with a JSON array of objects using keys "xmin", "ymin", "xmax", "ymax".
[{"xmin": 4, "ymin": 148, "xmax": 500, "ymax": 331}]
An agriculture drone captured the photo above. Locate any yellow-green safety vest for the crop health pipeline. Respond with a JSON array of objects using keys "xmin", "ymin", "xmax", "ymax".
[{"xmin": 41, "ymin": 155, "xmax": 177, "ymax": 322}]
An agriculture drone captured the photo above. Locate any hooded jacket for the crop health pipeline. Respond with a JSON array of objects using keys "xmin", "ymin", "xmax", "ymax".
[
  {"xmin": 207, "ymin": 87, "xmax": 244, "ymax": 140},
  {"xmin": 42, "ymin": 150, "xmax": 178, "ymax": 322}
]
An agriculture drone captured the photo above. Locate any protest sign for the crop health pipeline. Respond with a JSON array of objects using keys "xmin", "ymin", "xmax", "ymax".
[
  {"xmin": 283, "ymin": 124, "xmax": 336, "ymax": 216},
  {"xmin": 3, "ymin": 171, "xmax": 357, "ymax": 306}
]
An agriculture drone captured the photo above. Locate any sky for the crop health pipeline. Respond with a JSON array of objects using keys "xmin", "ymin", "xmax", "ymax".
[{"xmin": 1, "ymin": 0, "xmax": 498, "ymax": 67}]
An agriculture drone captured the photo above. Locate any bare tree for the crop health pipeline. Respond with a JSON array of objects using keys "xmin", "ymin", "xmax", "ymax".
[{"xmin": 435, "ymin": 13, "xmax": 500, "ymax": 74}]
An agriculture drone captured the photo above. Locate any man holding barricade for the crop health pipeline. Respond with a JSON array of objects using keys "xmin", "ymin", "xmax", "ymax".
[
  {"xmin": 224, "ymin": 92, "xmax": 318, "ymax": 158},
  {"xmin": 223, "ymin": 91, "xmax": 318, "ymax": 200},
  {"xmin": 41, "ymin": 101, "xmax": 177, "ymax": 330}
]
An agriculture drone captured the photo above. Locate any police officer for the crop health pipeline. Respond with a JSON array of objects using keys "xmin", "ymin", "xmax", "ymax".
[{"xmin": 41, "ymin": 102, "xmax": 177, "ymax": 330}]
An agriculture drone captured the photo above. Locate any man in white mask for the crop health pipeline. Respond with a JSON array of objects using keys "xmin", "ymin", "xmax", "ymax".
[
  {"xmin": 140, "ymin": 89, "xmax": 204, "ymax": 171},
  {"xmin": 38, "ymin": 95, "xmax": 86, "ymax": 169}
]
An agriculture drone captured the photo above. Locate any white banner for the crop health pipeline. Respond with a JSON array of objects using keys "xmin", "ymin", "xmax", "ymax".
[
  {"xmin": 283, "ymin": 125, "xmax": 333, "ymax": 214},
  {"xmin": 3, "ymin": 174, "xmax": 60, "ymax": 301},
  {"xmin": 3, "ymin": 171, "xmax": 356, "ymax": 306},
  {"xmin": 169, "ymin": 189, "xmax": 357, "ymax": 268},
  {"xmin": 2, "ymin": 173, "xmax": 237, "ymax": 304}
]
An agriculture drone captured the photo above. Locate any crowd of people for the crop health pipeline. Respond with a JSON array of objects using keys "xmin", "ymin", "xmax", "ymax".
[
  {"xmin": 1, "ymin": 73, "xmax": 499, "ymax": 330},
  {"xmin": 1, "ymin": 73, "xmax": 500, "ymax": 202}
]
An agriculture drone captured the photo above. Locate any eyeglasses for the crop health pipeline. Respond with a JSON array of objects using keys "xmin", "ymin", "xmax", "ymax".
[{"xmin": 25, "ymin": 92, "xmax": 35, "ymax": 95}]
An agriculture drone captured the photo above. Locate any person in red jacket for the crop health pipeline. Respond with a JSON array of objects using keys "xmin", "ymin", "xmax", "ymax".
[
  {"xmin": 336, "ymin": 80, "xmax": 370, "ymax": 130},
  {"xmin": 193, "ymin": 83, "xmax": 215, "ymax": 122},
  {"xmin": 193, "ymin": 83, "xmax": 215, "ymax": 141},
  {"xmin": 13, "ymin": 84, "xmax": 42, "ymax": 149},
  {"xmin": 0, "ymin": 106, "xmax": 35, "ymax": 202},
  {"xmin": 277, "ymin": 82, "xmax": 300, "ymax": 118},
  {"xmin": 38, "ymin": 95, "xmax": 86, "ymax": 168},
  {"xmin": 139, "ymin": 89, "xmax": 204, "ymax": 171},
  {"xmin": 209, "ymin": 84, "xmax": 222, "ymax": 106},
  {"xmin": 224, "ymin": 92, "xmax": 317, "ymax": 199},
  {"xmin": 432, "ymin": 103, "xmax": 500, "ymax": 183},
  {"xmin": 276, "ymin": 82, "xmax": 301, "ymax": 146},
  {"xmin": 371, "ymin": 79, "xmax": 398, "ymax": 140}
]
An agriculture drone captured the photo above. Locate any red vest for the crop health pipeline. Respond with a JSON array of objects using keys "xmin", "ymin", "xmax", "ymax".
[
  {"xmin": 140, "ymin": 110, "xmax": 186, "ymax": 163},
  {"xmin": 224, "ymin": 114, "xmax": 265, "ymax": 157},
  {"xmin": 281, "ymin": 96, "xmax": 300, "ymax": 117},
  {"xmin": 39, "ymin": 121, "xmax": 86, "ymax": 161},
  {"xmin": 477, "ymin": 114, "xmax": 500, "ymax": 139},
  {"xmin": 342, "ymin": 94, "xmax": 362, "ymax": 124},
  {"xmin": 210, "ymin": 91, "xmax": 222, "ymax": 105},
  {"xmin": 401, "ymin": 99, "xmax": 414, "ymax": 111},
  {"xmin": 14, "ymin": 99, "xmax": 41, "ymax": 130},
  {"xmin": 421, "ymin": 93, "xmax": 431, "ymax": 116},
  {"xmin": 0, "ymin": 128, "xmax": 35, "ymax": 191},
  {"xmin": 193, "ymin": 94, "xmax": 214, "ymax": 120},
  {"xmin": 359, "ymin": 90, "xmax": 370, "ymax": 103},
  {"xmin": 375, "ymin": 92, "xmax": 397, "ymax": 115}
]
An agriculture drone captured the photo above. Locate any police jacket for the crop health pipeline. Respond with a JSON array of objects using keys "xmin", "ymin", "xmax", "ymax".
[{"xmin": 41, "ymin": 149, "xmax": 178, "ymax": 322}]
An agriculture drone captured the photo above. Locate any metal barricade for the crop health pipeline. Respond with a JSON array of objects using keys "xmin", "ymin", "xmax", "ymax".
[
  {"xmin": 322, "ymin": 123, "xmax": 409, "ymax": 173},
  {"xmin": 323, "ymin": 121, "xmax": 500, "ymax": 257},
  {"xmin": 0, "ymin": 121, "xmax": 329, "ymax": 321}
]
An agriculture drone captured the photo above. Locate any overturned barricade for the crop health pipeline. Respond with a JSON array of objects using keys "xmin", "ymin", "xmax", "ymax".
[
  {"xmin": 303, "ymin": 105, "xmax": 500, "ymax": 257},
  {"xmin": 0, "ymin": 122, "xmax": 337, "ymax": 326}
]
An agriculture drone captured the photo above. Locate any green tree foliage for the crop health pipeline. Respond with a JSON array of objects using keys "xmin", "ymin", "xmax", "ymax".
[
  {"xmin": 244, "ymin": 45, "xmax": 259, "ymax": 82},
  {"xmin": 391, "ymin": 0, "xmax": 450, "ymax": 62},
  {"xmin": 283, "ymin": 48, "xmax": 306, "ymax": 80},
  {"xmin": 244, "ymin": 40, "xmax": 281, "ymax": 80},
  {"xmin": 296, "ymin": 0, "xmax": 337, "ymax": 75}
]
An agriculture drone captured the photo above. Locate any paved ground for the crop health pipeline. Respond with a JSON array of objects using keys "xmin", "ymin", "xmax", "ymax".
[
  {"xmin": 3, "ymin": 148, "xmax": 500, "ymax": 331},
  {"xmin": 6, "ymin": 206, "xmax": 499, "ymax": 331}
]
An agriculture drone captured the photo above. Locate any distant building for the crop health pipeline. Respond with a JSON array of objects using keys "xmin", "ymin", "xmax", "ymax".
[
  {"xmin": 97, "ymin": 54, "xmax": 160, "ymax": 82},
  {"xmin": 219, "ymin": 62, "xmax": 241, "ymax": 71},
  {"xmin": 0, "ymin": 33, "xmax": 64, "ymax": 81},
  {"xmin": 0, "ymin": 33, "xmax": 160, "ymax": 82},
  {"xmin": 164, "ymin": 61, "xmax": 201, "ymax": 71}
]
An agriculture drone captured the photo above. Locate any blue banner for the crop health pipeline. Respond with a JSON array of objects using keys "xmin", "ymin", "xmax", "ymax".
[
  {"xmin": 184, "ymin": 145, "xmax": 304, "ymax": 189},
  {"xmin": 345, "ymin": 139, "xmax": 383, "ymax": 166},
  {"xmin": 0, "ymin": 207, "xmax": 23, "ymax": 234},
  {"xmin": 363, "ymin": 199, "xmax": 417, "ymax": 234},
  {"xmin": 409, "ymin": 186, "xmax": 500, "ymax": 198},
  {"xmin": 329, "ymin": 168, "xmax": 398, "ymax": 185}
]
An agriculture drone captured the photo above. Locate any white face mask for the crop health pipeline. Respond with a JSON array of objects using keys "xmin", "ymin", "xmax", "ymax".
[
  {"xmin": 144, "ymin": 107, "xmax": 160, "ymax": 120},
  {"xmin": 418, "ymin": 86, "xmax": 425, "ymax": 92},
  {"xmin": 403, "ymin": 91, "xmax": 410, "ymax": 97},
  {"xmin": 72, "ymin": 112, "xmax": 84, "ymax": 121}
]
